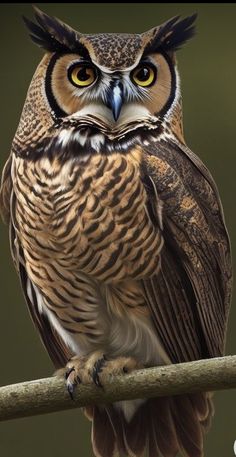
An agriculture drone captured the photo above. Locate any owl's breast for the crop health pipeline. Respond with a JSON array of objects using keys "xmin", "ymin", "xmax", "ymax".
[{"xmin": 13, "ymin": 146, "xmax": 163, "ymax": 283}]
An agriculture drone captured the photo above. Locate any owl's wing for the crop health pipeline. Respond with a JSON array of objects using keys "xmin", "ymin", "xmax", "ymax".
[
  {"xmin": 0, "ymin": 161, "xmax": 71, "ymax": 368},
  {"xmin": 141, "ymin": 139, "xmax": 232, "ymax": 362},
  {"xmin": 18, "ymin": 254, "xmax": 72, "ymax": 368},
  {"xmin": 0, "ymin": 154, "xmax": 12, "ymax": 224}
]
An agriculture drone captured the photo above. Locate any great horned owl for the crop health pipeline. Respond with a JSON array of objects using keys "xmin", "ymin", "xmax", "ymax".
[{"xmin": 0, "ymin": 8, "xmax": 232, "ymax": 457}]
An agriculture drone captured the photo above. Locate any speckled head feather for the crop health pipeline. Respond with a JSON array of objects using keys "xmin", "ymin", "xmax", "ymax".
[{"xmin": 23, "ymin": 8, "xmax": 197, "ymax": 70}]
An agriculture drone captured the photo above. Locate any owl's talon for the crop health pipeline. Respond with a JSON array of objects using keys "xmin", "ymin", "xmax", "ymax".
[
  {"xmin": 64, "ymin": 354, "xmax": 140, "ymax": 393},
  {"xmin": 67, "ymin": 381, "xmax": 75, "ymax": 400},
  {"xmin": 65, "ymin": 365, "xmax": 80, "ymax": 399},
  {"xmin": 93, "ymin": 373, "xmax": 103, "ymax": 388},
  {"xmin": 65, "ymin": 366, "xmax": 75, "ymax": 380},
  {"xmin": 92, "ymin": 354, "xmax": 107, "ymax": 387}
]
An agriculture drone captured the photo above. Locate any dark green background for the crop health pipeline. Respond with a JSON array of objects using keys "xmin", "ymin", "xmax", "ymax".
[{"xmin": 0, "ymin": 3, "xmax": 235, "ymax": 457}]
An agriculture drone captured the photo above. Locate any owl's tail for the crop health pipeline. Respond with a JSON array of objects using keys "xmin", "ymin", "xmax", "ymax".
[{"xmin": 86, "ymin": 393, "xmax": 214, "ymax": 457}]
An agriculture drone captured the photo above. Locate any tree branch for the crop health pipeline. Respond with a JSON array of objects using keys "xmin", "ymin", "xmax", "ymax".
[{"xmin": 0, "ymin": 355, "xmax": 236, "ymax": 422}]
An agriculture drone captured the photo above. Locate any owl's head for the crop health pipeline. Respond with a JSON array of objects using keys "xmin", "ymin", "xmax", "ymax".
[{"xmin": 14, "ymin": 8, "xmax": 196, "ymax": 156}]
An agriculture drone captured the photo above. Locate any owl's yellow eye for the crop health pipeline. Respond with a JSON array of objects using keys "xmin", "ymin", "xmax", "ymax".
[
  {"xmin": 131, "ymin": 65, "xmax": 156, "ymax": 87},
  {"xmin": 68, "ymin": 64, "xmax": 97, "ymax": 88}
]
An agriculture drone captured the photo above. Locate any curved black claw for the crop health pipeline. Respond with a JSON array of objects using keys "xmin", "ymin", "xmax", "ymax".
[
  {"xmin": 65, "ymin": 367, "xmax": 80, "ymax": 400},
  {"xmin": 65, "ymin": 366, "xmax": 75, "ymax": 380},
  {"xmin": 92, "ymin": 355, "xmax": 107, "ymax": 388},
  {"xmin": 67, "ymin": 380, "xmax": 75, "ymax": 400}
]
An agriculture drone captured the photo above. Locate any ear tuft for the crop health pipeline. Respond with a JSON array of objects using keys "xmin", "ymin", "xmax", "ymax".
[
  {"xmin": 144, "ymin": 14, "xmax": 197, "ymax": 55},
  {"xmin": 23, "ymin": 7, "xmax": 89, "ymax": 57}
]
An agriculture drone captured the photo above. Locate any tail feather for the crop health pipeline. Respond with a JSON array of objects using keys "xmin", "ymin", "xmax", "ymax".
[
  {"xmin": 189, "ymin": 393, "xmax": 214, "ymax": 423},
  {"xmin": 123, "ymin": 404, "xmax": 147, "ymax": 456},
  {"xmin": 90, "ymin": 393, "xmax": 214, "ymax": 457},
  {"xmin": 198, "ymin": 394, "xmax": 214, "ymax": 431},
  {"xmin": 92, "ymin": 406, "xmax": 116, "ymax": 457},
  {"xmin": 106, "ymin": 405, "xmax": 128, "ymax": 456},
  {"xmin": 171, "ymin": 396, "xmax": 203, "ymax": 457},
  {"xmin": 148, "ymin": 398, "xmax": 179, "ymax": 457}
]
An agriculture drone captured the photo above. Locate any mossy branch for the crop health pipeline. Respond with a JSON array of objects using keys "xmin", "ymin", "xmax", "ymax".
[{"xmin": 0, "ymin": 356, "xmax": 236, "ymax": 422}]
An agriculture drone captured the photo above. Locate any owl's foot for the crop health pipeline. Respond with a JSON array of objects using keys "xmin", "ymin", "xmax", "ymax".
[{"xmin": 65, "ymin": 351, "xmax": 141, "ymax": 398}]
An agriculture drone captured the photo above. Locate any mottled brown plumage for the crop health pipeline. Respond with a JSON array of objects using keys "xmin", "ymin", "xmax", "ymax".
[{"xmin": 0, "ymin": 7, "xmax": 232, "ymax": 457}]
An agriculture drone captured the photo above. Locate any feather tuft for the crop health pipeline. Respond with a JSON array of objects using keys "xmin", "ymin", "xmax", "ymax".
[
  {"xmin": 144, "ymin": 13, "xmax": 197, "ymax": 55},
  {"xmin": 23, "ymin": 7, "xmax": 89, "ymax": 57}
]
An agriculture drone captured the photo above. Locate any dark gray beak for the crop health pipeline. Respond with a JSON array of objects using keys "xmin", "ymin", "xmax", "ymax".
[{"xmin": 106, "ymin": 80, "xmax": 124, "ymax": 121}]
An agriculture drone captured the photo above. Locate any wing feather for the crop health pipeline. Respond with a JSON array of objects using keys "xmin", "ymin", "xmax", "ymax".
[
  {"xmin": 18, "ymin": 257, "xmax": 72, "ymax": 368},
  {"xmin": 0, "ymin": 165, "xmax": 71, "ymax": 368},
  {"xmin": 0, "ymin": 153, "xmax": 12, "ymax": 224},
  {"xmin": 142, "ymin": 138, "xmax": 232, "ymax": 362}
]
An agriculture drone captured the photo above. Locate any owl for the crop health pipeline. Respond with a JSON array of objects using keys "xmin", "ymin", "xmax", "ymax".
[{"xmin": 0, "ymin": 7, "xmax": 232, "ymax": 457}]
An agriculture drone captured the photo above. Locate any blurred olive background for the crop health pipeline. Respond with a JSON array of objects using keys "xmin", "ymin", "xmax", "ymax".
[{"xmin": 0, "ymin": 3, "xmax": 235, "ymax": 457}]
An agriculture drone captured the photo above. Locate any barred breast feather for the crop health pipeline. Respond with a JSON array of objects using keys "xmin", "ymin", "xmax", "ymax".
[{"xmin": 10, "ymin": 145, "xmax": 165, "ymax": 364}]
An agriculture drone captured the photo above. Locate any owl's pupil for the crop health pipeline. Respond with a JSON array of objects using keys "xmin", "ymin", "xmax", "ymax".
[
  {"xmin": 77, "ymin": 68, "xmax": 90, "ymax": 81},
  {"xmin": 137, "ymin": 67, "xmax": 149, "ymax": 81}
]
